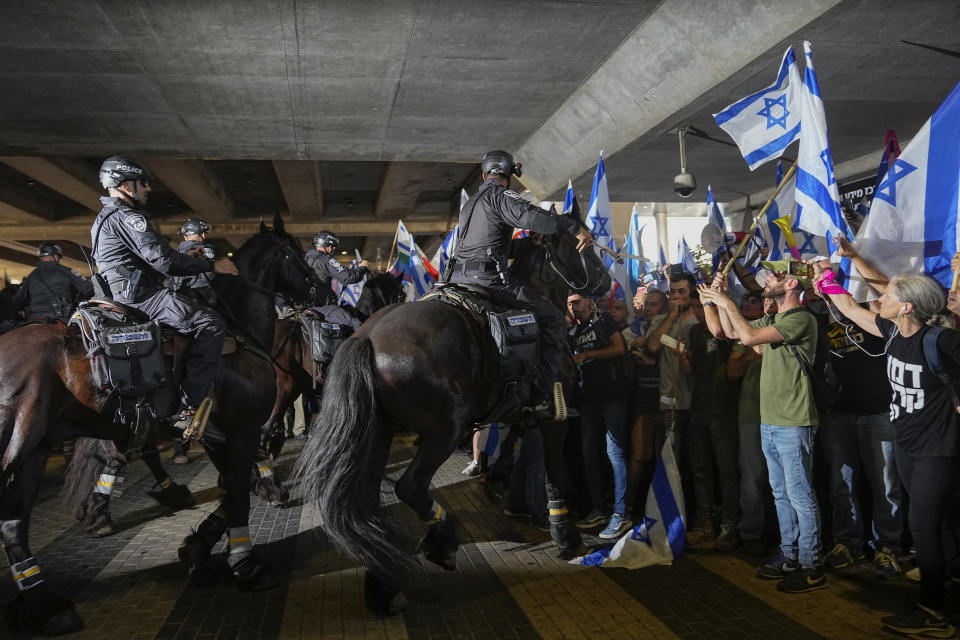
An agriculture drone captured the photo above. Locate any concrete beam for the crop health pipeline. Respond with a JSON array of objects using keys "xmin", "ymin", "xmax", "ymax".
[
  {"xmin": 0, "ymin": 239, "xmax": 88, "ymax": 273},
  {"xmin": 0, "ymin": 156, "xmax": 101, "ymax": 211},
  {"xmin": 0, "ymin": 218, "xmax": 451, "ymax": 244},
  {"xmin": 143, "ymin": 159, "xmax": 235, "ymax": 221},
  {"xmin": 375, "ymin": 162, "xmax": 434, "ymax": 219},
  {"xmin": 516, "ymin": 0, "xmax": 843, "ymax": 198},
  {"xmin": 272, "ymin": 160, "xmax": 323, "ymax": 220},
  {"xmin": 0, "ymin": 177, "xmax": 59, "ymax": 223}
]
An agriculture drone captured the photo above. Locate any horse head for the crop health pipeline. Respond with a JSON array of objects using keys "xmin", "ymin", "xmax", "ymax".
[
  {"xmin": 356, "ymin": 272, "xmax": 407, "ymax": 318},
  {"xmin": 233, "ymin": 214, "xmax": 313, "ymax": 303},
  {"xmin": 544, "ymin": 225, "xmax": 611, "ymax": 298}
]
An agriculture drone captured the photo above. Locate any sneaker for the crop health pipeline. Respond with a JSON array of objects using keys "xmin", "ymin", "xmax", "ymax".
[
  {"xmin": 756, "ymin": 553, "xmax": 801, "ymax": 580},
  {"xmin": 461, "ymin": 460, "xmax": 480, "ymax": 477},
  {"xmin": 713, "ymin": 525, "xmax": 740, "ymax": 553},
  {"xmin": 742, "ymin": 538, "xmax": 767, "ymax": 558},
  {"xmin": 824, "ymin": 542, "xmax": 855, "ymax": 569},
  {"xmin": 598, "ymin": 513, "xmax": 633, "ymax": 539},
  {"xmin": 777, "ymin": 566, "xmax": 828, "ymax": 593},
  {"xmin": 874, "ymin": 547, "xmax": 902, "ymax": 580},
  {"xmin": 686, "ymin": 519, "xmax": 717, "ymax": 545},
  {"xmin": 576, "ymin": 510, "xmax": 609, "ymax": 530},
  {"xmin": 905, "ymin": 566, "xmax": 921, "ymax": 583},
  {"xmin": 881, "ymin": 605, "xmax": 955, "ymax": 639}
]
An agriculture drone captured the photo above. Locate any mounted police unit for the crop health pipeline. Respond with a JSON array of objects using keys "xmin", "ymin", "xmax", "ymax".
[
  {"xmin": 90, "ymin": 156, "xmax": 238, "ymax": 429},
  {"xmin": 443, "ymin": 150, "xmax": 593, "ymax": 417},
  {"xmin": 305, "ymin": 230, "xmax": 367, "ymax": 330},
  {"xmin": 13, "ymin": 243, "xmax": 93, "ymax": 323},
  {"xmin": 172, "ymin": 218, "xmax": 218, "ymax": 306}
]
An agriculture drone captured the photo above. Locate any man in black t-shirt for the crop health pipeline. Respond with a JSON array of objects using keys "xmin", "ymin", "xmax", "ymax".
[
  {"xmin": 567, "ymin": 293, "xmax": 631, "ymax": 539},
  {"xmin": 820, "ymin": 311, "xmax": 903, "ymax": 578}
]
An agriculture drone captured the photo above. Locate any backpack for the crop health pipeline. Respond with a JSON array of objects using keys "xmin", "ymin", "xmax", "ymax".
[
  {"xmin": 921, "ymin": 325, "xmax": 960, "ymax": 414},
  {"xmin": 781, "ymin": 306, "xmax": 841, "ymax": 410}
]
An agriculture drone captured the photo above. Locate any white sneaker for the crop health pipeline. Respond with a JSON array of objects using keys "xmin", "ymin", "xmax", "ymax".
[{"xmin": 461, "ymin": 460, "xmax": 480, "ymax": 476}]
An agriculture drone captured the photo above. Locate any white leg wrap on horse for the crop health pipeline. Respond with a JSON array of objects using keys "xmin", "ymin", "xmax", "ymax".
[
  {"xmin": 425, "ymin": 500, "xmax": 446, "ymax": 526},
  {"xmin": 10, "ymin": 557, "xmax": 43, "ymax": 591},
  {"xmin": 227, "ymin": 527, "xmax": 253, "ymax": 556},
  {"xmin": 95, "ymin": 473, "xmax": 124, "ymax": 496},
  {"xmin": 256, "ymin": 460, "xmax": 274, "ymax": 478}
]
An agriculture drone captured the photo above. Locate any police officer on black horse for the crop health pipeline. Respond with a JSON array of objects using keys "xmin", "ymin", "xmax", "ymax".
[
  {"xmin": 446, "ymin": 149, "xmax": 593, "ymax": 415},
  {"xmin": 305, "ymin": 230, "xmax": 369, "ymax": 329},
  {"xmin": 92, "ymin": 156, "xmax": 239, "ymax": 430},
  {"xmin": 173, "ymin": 217, "xmax": 218, "ymax": 306},
  {"xmin": 13, "ymin": 243, "xmax": 93, "ymax": 323}
]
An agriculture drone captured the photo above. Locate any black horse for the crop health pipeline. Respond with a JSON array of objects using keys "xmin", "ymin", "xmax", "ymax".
[
  {"xmin": 295, "ymin": 228, "xmax": 609, "ymax": 615},
  {"xmin": 0, "ymin": 214, "xmax": 311, "ymax": 636}
]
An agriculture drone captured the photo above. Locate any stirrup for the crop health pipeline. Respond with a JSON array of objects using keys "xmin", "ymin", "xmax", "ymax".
[{"xmin": 181, "ymin": 396, "xmax": 214, "ymax": 442}]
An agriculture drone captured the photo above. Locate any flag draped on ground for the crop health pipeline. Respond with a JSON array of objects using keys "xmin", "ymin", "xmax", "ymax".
[
  {"xmin": 573, "ymin": 432, "xmax": 686, "ymax": 568},
  {"xmin": 849, "ymin": 79, "xmax": 960, "ymax": 299},
  {"xmin": 389, "ymin": 220, "xmax": 435, "ymax": 300},
  {"xmin": 713, "ymin": 47, "xmax": 802, "ymax": 170}
]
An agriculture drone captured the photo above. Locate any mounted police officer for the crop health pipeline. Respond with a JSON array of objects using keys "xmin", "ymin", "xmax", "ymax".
[
  {"xmin": 173, "ymin": 217, "xmax": 218, "ymax": 305},
  {"xmin": 446, "ymin": 150, "xmax": 593, "ymax": 413},
  {"xmin": 13, "ymin": 243, "xmax": 93, "ymax": 323},
  {"xmin": 91, "ymin": 156, "xmax": 239, "ymax": 429},
  {"xmin": 305, "ymin": 230, "xmax": 368, "ymax": 329}
]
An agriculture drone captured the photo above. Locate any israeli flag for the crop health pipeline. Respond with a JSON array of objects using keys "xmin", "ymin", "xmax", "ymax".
[
  {"xmin": 714, "ymin": 47, "xmax": 803, "ymax": 170},
  {"xmin": 338, "ymin": 261, "xmax": 365, "ymax": 305},
  {"xmin": 573, "ymin": 431, "xmax": 686, "ymax": 569},
  {"xmin": 706, "ymin": 185, "xmax": 726, "ymax": 232},
  {"xmin": 794, "ymin": 42, "xmax": 851, "ymax": 252},
  {"xmin": 586, "ymin": 154, "xmax": 615, "ymax": 258},
  {"xmin": 431, "ymin": 189, "xmax": 467, "ymax": 275},
  {"xmin": 849, "ymin": 78, "xmax": 960, "ymax": 299},
  {"xmin": 563, "ymin": 179, "xmax": 578, "ymax": 215},
  {"xmin": 676, "ymin": 237, "xmax": 698, "ymax": 275},
  {"xmin": 625, "ymin": 206, "xmax": 646, "ymax": 294},
  {"xmin": 760, "ymin": 171, "xmax": 798, "ymax": 260},
  {"xmin": 390, "ymin": 220, "xmax": 435, "ymax": 300}
]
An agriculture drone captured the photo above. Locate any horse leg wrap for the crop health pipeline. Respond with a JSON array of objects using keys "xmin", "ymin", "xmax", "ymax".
[
  {"xmin": 227, "ymin": 527, "xmax": 253, "ymax": 562},
  {"xmin": 548, "ymin": 499, "xmax": 580, "ymax": 555},
  {"xmin": 10, "ymin": 557, "xmax": 44, "ymax": 591},
  {"xmin": 157, "ymin": 476, "xmax": 172, "ymax": 490},
  {"xmin": 256, "ymin": 460, "xmax": 273, "ymax": 478},
  {"xmin": 94, "ymin": 473, "xmax": 124, "ymax": 497},
  {"xmin": 424, "ymin": 500, "xmax": 446, "ymax": 526},
  {"xmin": 421, "ymin": 510, "xmax": 458, "ymax": 571}
]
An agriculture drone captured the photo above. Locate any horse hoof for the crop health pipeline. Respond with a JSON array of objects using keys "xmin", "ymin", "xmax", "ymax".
[
  {"xmin": 177, "ymin": 535, "xmax": 211, "ymax": 575},
  {"xmin": 424, "ymin": 549, "xmax": 457, "ymax": 571},
  {"xmin": 232, "ymin": 556, "xmax": 279, "ymax": 592},
  {"xmin": 555, "ymin": 547, "xmax": 577, "ymax": 560},
  {"xmin": 148, "ymin": 483, "xmax": 196, "ymax": 510},
  {"xmin": 90, "ymin": 522, "xmax": 115, "ymax": 538},
  {"xmin": 42, "ymin": 606, "xmax": 85, "ymax": 636},
  {"xmin": 5, "ymin": 591, "xmax": 84, "ymax": 636},
  {"xmin": 363, "ymin": 573, "xmax": 406, "ymax": 616}
]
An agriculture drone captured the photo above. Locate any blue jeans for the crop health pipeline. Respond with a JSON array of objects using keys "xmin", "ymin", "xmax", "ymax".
[
  {"xmin": 761, "ymin": 424, "xmax": 822, "ymax": 568},
  {"xmin": 739, "ymin": 421, "xmax": 769, "ymax": 540},
  {"xmin": 581, "ymin": 402, "xmax": 628, "ymax": 515},
  {"xmin": 819, "ymin": 411, "xmax": 902, "ymax": 552}
]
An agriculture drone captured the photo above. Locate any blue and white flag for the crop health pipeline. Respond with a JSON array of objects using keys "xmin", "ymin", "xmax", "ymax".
[
  {"xmin": 625, "ymin": 206, "xmax": 647, "ymax": 294},
  {"xmin": 849, "ymin": 79, "xmax": 960, "ymax": 299},
  {"xmin": 563, "ymin": 179, "xmax": 577, "ymax": 216},
  {"xmin": 714, "ymin": 47, "xmax": 803, "ymax": 170},
  {"xmin": 431, "ymin": 189, "xmax": 467, "ymax": 274},
  {"xmin": 794, "ymin": 41, "xmax": 851, "ymax": 252},
  {"xmin": 389, "ymin": 220, "xmax": 435, "ymax": 300},
  {"xmin": 477, "ymin": 424, "xmax": 504, "ymax": 466},
  {"xmin": 586, "ymin": 154, "xmax": 615, "ymax": 258},
  {"xmin": 574, "ymin": 431, "xmax": 686, "ymax": 568},
  {"xmin": 706, "ymin": 185, "xmax": 726, "ymax": 232},
  {"xmin": 676, "ymin": 237, "xmax": 698, "ymax": 275},
  {"xmin": 331, "ymin": 260, "xmax": 365, "ymax": 305}
]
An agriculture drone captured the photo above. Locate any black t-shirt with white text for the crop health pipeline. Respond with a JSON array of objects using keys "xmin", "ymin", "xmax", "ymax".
[
  {"xmin": 876, "ymin": 316, "xmax": 960, "ymax": 457},
  {"xmin": 569, "ymin": 311, "xmax": 628, "ymax": 405}
]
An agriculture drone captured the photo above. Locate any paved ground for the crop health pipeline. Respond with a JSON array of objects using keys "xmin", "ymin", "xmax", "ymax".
[{"xmin": 0, "ymin": 435, "xmax": 942, "ymax": 639}]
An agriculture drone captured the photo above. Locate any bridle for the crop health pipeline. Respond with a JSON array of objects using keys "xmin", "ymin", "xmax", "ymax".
[{"xmin": 542, "ymin": 237, "xmax": 598, "ymax": 293}]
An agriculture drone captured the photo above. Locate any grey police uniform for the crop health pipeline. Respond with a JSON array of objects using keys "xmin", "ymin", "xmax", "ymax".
[
  {"xmin": 173, "ymin": 239, "xmax": 217, "ymax": 304},
  {"xmin": 449, "ymin": 176, "xmax": 580, "ymax": 394},
  {"xmin": 305, "ymin": 248, "xmax": 367, "ymax": 330},
  {"xmin": 13, "ymin": 260, "xmax": 93, "ymax": 323},
  {"xmin": 91, "ymin": 196, "xmax": 225, "ymax": 408}
]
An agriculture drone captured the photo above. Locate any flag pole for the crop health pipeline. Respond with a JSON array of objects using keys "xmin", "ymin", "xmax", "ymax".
[
  {"xmin": 721, "ymin": 160, "xmax": 798, "ymax": 276},
  {"xmin": 385, "ymin": 221, "xmax": 401, "ymax": 271},
  {"xmin": 952, "ymin": 271, "xmax": 959, "ymax": 294}
]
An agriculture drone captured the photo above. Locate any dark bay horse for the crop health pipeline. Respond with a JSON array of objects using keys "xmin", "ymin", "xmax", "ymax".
[
  {"xmin": 0, "ymin": 215, "xmax": 311, "ymax": 636},
  {"xmin": 295, "ymin": 228, "xmax": 610, "ymax": 615}
]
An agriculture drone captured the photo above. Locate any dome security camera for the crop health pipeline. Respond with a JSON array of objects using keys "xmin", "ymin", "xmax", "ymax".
[{"xmin": 674, "ymin": 172, "xmax": 697, "ymax": 198}]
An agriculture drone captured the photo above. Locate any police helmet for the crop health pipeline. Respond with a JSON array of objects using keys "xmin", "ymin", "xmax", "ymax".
[
  {"xmin": 313, "ymin": 231, "xmax": 339, "ymax": 249},
  {"xmin": 99, "ymin": 156, "xmax": 151, "ymax": 189},
  {"xmin": 481, "ymin": 150, "xmax": 523, "ymax": 178},
  {"xmin": 38, "ymin": 243, "xmax": 63, "ymax": 258},
  {"xmin": 179, "ymin": 218, "xmax": 210, "ymax": 237}
]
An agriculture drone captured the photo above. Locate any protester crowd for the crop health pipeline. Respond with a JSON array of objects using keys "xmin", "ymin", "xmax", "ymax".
[{"xmin": 473, "ymin": 234, "xmax": 960, "ymax": 636}]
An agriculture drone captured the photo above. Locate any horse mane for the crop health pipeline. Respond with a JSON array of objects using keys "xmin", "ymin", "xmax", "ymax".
[{"xmin": 356, "ymin": 272, "xmax": 404, "ymax": 319}]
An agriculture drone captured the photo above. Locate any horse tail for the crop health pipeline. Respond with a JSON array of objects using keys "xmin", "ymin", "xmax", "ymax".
[
  {"xmin": 293, "ymin": 336, "xmax": 410, "ymax": 572},
  {"xmin": 62, "ymin": 437, "xmax": 124, "ymax": 522}
]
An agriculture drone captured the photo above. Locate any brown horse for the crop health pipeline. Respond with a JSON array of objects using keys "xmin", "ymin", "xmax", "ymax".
[{"xmin": 0, "ymin": 215, "xmax": 311, "ymax": 636}]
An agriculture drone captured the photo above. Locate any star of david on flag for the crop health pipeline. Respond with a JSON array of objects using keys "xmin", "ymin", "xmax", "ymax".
[
  {"xmin": 849, "ymin": 78, "xmax": 960, "ymax": 299},
  {"xmin": 388, "ymin": 220, "xmax": 435, "ymax": 300},
  {"xmin": 574, "ymin": 431, "xmax": 686, "ymax": 568},
  {"xmin": 714, "ymin": 47, "xmax": 803, "ymax": 170}
]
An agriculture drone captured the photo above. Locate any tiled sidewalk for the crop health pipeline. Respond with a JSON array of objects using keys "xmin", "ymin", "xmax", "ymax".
[{"xmin": 0, "ymin": 436, "xmax": 939, "ymax": 639}]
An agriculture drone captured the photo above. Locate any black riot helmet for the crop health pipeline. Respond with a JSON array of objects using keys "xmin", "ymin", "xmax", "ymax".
[
  {"xmin": 313, "ymin": 230, "xmax": 339, "ymax": 250},
  {"xmin": 481, "ymin": 150, "xmax": 523, "ymax": 178},
  {"xmin": 99, "ymin": 156, "xmax": 151, "ymax": 189},
  {"xmin": 38, "ymin": 243, "xmax": 63, "ymax": 258},
  {"xmin": 179, "ymin": 218, "xmax": 210, "ymax": 237}
]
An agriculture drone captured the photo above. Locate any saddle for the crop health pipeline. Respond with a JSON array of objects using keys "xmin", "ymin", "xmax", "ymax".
[
  {"xmin": 421, "ymin": 284, "xmax": 540, "ymax": 417},
  {"xmin": 299, "ymin": 308, "xmax": 352, "ymax": 366}
]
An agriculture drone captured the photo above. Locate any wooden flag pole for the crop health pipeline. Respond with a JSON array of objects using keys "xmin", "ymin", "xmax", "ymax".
[
  {"xmin": 385, "ymin": 221, "xmax": 401, "ymax": 271},
  {"xmin": 721, "ymin": 159, "xmax": 799, "ymax": 276},
  {"xmin": 951, "ymin": 271, "xmax": 959, "ymax": 293}
]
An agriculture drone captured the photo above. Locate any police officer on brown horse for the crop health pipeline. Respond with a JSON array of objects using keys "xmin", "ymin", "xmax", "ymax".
[
  {"xmin": 91, "ymin": 156, "xmax": 239, "ymax": 430},
  {"xmin": 447, "ymin": 150, "xmax": 593, "ymax": 415},
  {"xmin": 305, "ymin": 230, "xmax": 369, "ymax": 329},
  {"xmin": 13, "ymin": 243, "xmax": 93, "ymax": 323}
]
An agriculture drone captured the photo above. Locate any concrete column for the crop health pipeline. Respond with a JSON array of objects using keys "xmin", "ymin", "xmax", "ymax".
[{"xmin": 654, "ymin": 204, "xmax": 669, "ymax": 265}]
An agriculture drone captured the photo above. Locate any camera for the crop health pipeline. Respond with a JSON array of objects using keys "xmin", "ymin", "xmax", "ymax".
[
  {"xmin": 668, "ymin": 263, "xmax": 684, "ymax": 281},
  {"xmin": 639, "ymin": 269, "xmax": 665, "ymax": 286},
  {"xmin": 788, "ymin": 262, "xmax": 814, "ymax": 278},
  {"xmin": 673, "ymin": 172, "xmax": 697, "ymax": 198}
]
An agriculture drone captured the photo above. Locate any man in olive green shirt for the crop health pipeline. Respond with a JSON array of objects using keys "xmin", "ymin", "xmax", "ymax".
[{"xmin": 699, "ymin": 259, "xmax": 825, "ymax": 594}]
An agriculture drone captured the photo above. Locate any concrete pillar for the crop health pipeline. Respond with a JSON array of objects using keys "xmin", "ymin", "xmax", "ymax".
[{"xmin": 654, "ymin": 204, "xmax": 669, "ymax": 265}]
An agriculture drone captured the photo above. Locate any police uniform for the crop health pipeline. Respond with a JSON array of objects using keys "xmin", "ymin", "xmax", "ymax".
[
  {"xmin": 449, "ymin": 176, "xmax": 580, "ymax": 395},
  {"xmin": 91, "ymin": 195, "xmax": 225, "ymax": 408},
  {"xmin": 305, "ymin": 248, "xmax": 367, "ymax": 329},
  {"xmin": 13, "ymin": 260, "xmax": 93, "ymax": 323},
  {"xmin": 173, "ymin": 239, "xmax": 217, "ymax": 304}
]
